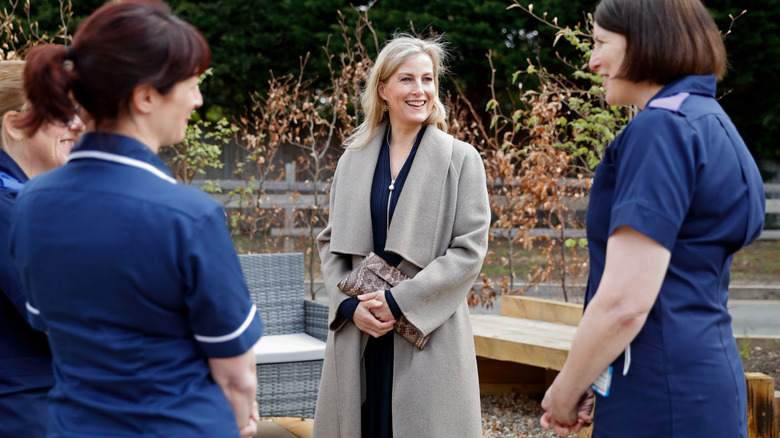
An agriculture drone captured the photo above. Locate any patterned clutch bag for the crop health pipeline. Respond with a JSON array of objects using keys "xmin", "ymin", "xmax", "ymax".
[{"xmin": 337, "ymin": 252, "xmax": 430, "ymax": 350}]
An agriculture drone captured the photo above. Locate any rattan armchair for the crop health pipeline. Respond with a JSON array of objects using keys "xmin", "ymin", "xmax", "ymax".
[{"xmin": 238, "ymin": 253, "xmax": 328, "ymax": 419}]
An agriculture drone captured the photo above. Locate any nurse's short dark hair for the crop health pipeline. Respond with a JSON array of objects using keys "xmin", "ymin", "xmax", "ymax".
[
  {"xmin": 594, "ymin": 0, "xmax": 727, "ymax": 84},
  {"xmin": 21, "ymin": 0, "xmax": 210, "ymax": 132}
]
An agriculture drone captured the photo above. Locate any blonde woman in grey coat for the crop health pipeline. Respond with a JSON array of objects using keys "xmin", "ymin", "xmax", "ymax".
[{"xmin": 313, "ymin": 34, "xmax": 490, "ymax": 438}]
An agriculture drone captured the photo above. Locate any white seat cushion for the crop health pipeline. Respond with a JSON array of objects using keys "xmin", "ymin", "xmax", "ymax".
[{"xmin": 253, "ymin": 333, "xmax": 326, "ymax": 364}]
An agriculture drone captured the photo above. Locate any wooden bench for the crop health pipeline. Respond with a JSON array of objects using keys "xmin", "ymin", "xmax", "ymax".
[
  {"xmin": 471, "ymin": 295, "xmax": 778, "ymax": 438},
  {"xmin": 472, "ymin": 295, "xmax": 580, "ymax": 369},
  {"xmin": 470, "ymin": 295, "xmax": 580, "ymax": 395}
]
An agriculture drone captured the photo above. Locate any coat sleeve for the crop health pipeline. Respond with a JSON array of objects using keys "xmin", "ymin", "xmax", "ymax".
[
  {"xmin": 391, "ymin": 147, "xmax": 490, "ymax": 336},
  {"xmin": 316, "ymin": 159, "xmax": 354, "ymax": 332}
]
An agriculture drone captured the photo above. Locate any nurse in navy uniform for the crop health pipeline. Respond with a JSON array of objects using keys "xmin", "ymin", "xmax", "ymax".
[
  {"xmin": 9, "ymin": 1, "xmax": 262, "ymax": 437},
  {"xmin": 540, "ymin": 1, "xmax": 765, "ymax": 437},
  {"xmin": 0, "ymin": 60, "xmax": 85, "ymax": 438}
]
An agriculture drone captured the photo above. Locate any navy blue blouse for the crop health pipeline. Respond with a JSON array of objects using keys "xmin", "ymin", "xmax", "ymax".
[
  {"xmin": 0, "ymin": 148, "xmax": 53, "ymax": 437},
  {"xmin": 10, "ymin": 132, "xmax": 263, "ymax": 437},
  {"xmin": 584, "ymin": 75, "xmax": 764, "ymax": 437}
]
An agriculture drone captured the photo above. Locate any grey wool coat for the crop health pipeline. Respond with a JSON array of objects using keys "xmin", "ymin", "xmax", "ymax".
[{"xmin": 312, "ymin": 123, "xmax": 491, "ymax": 438}]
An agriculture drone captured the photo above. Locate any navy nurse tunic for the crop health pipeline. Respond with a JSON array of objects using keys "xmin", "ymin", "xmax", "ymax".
[
  {"xmin": 9, "ymin": 133, "xmax": 263, "ymax": 437},
  {"xmin": 0, "ymin": 149, "xmax": 53, "ymax": 437},
  {"xmin": 584, "ymin": 75, "xmax": 765, "ymax": 438}
]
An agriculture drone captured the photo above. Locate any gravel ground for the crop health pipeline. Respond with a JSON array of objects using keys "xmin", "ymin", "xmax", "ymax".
[{"xmin": 481, "ymin": 393, "xmax": 567, "ymax": 438}]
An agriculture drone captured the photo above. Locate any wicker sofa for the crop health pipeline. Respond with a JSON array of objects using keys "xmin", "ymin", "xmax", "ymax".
[{"xmin": 238, "ymin": 253, "xmax": 328, "ymax": 419}]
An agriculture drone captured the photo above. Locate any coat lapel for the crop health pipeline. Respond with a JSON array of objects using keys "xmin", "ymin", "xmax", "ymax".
[
  {"xmin": 327, "ymin": 126, "xmax": 384, "ymax": 256},
  {"xmin": 385, "ymin": 125, "xmax": 452, "ymax": 268},
  {"xmin": 328, "ymin": 124, "xmax": 453, "ymax": 268}
]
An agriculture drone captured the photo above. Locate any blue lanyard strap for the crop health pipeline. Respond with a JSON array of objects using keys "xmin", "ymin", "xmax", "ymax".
[{"xmin": 0, "ymin": 171, "xmax": 24, "ymax": 190}]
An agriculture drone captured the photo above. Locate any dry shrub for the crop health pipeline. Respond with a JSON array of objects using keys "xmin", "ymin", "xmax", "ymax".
[
  {"xmin": 230, "ymin": 8, "xmax": 376, "ymax": 298},
  {"xmin": 0, "ymin": 0, "xmax": 72, "ymax": 60},
  {"xmin": 450, "ymin": 4, "xmax": 631, "ymax": 305}
]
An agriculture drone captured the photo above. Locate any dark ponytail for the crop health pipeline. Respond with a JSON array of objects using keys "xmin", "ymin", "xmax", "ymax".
[{"xmin": 20, "ymin": 44, "xmax": 78, "ymax": 134}]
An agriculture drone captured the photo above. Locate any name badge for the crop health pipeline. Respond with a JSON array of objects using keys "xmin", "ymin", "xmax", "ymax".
[
  {"xmin": 590, "ymin": 366, "xmax": 612, "ymax": 397},
  {"xmin": 590, "ymin": 344, "xmax": 632, "ymax": 397}
]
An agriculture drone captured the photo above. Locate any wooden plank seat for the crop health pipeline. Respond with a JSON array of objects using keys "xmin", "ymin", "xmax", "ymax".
[
  {"xmin": 471, "ymin": 295, "xmax": 580, "ymax": 372},
  {"xmin": 471, "ymin": 313, "xmax": 576, "ymax": 371},
  {"xmin": 470, "ymin": 295, "xmax": 586, "ymax": 433}
]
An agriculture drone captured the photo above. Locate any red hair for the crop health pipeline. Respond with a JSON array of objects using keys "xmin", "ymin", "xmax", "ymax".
[{"xmin": 22, "ymin": 0, "xmax": 210, "ymax": 132}]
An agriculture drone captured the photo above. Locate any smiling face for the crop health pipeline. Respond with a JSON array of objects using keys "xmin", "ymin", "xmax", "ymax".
[
  {"xmin": 589, "ymin": 23, "xmax": 665, "ymax": 109},
  {"xmin": 153, "ymin": 75, "xmax": 203, "ymax": 147},
  {"xmin": 24, "ymin": 113, "xmax": 86, "ymax": 175},
  {"xmin": 589, "ymin": 23, "xmax": 632, "ymax": 106},
  {"xmin": 378, "ymin": 53, "xmax": 436, "ymax": 133}
]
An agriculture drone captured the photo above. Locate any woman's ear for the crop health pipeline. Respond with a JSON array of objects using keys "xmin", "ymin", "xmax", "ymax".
[
  {"xmin": 378, "ymin": 83, "xmax": 386, "ymax": 101},
  {"xmin": 3, "ymin": 111, "xmax": 24, "ymax": 141},
  {"xmin": 129, "ymin": 83, "xmax": 157, "ymax": 115}
]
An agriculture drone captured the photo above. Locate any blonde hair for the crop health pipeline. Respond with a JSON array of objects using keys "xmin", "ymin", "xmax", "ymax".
[
  {"xmin": 0, "ymin": 61, "xmax": 27, "ymax": 152},
  {"xmin": 344, "ymin": 34, "xmax": 449, "ymax": 149}
]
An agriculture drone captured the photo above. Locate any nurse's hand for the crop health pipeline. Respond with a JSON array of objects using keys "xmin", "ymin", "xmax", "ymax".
[
  {"xmin": 239, "ymin": 401, "xmax": 259, "ymax": 438},
  {"xmin": 358, "ymin": 290, "xmax": 394, "ymax": 323},
  {"xmin": 540, "ymin": 387, "xmax": 594, "ymax": 435},
  {"xmin": 353, "ymin": 297, "xmax": 395, "ymax": 338}
]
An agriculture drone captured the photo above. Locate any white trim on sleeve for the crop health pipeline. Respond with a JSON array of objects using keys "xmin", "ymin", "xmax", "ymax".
[
  {"xmin": 26, "ymin": 302, "xmax": 40, "ymax": 315},
  {"xmin": 194, "ymin": 304, "xmax": 257, "ymax": 344}
]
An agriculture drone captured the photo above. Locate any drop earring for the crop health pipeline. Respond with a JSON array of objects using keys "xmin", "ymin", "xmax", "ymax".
[{"xmin": 383, "ymin": 102, "xmax": 388, "ymax": 112}]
